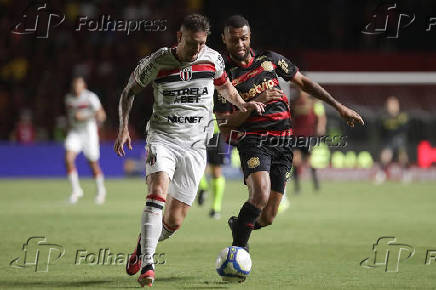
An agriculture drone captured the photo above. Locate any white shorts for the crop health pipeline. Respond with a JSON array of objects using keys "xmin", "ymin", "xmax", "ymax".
[
  {"xmin": 145, "ymin": 139, "xmax": 206, "ymax": 206},
  {"xmin": 65, "ymin": 129, "xmax": 100, "ymax": 161}
]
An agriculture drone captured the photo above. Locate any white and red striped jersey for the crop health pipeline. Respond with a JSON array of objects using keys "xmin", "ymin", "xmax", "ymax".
[
  {"xmin": 65, "ymin": 89, "xmax": 102, "ymax": 132},
  {"xmin": 133, "ymin": 46, "xmax": 227, "ymax": 147}
]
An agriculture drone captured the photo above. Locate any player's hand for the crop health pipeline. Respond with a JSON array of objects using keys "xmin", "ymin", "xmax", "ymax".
[
  {"xmin": 254, "ymin": 88, "xmax": 283, "ymax": 104},
  {"xmin": 238, "ymin": 101, "xmax": 265, "ymax": 114},
  {"xmin": 114, "ymin": 129, "xmax": 132, "ymax": 157},
  {"xmin": 337, "ymin": 104, "xmax": 365, "ymax": 127}
]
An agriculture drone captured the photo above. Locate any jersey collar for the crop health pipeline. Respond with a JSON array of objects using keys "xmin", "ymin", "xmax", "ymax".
[{"xmin": 227, "ymin": 48, "xmax": 255, "ymax": 68}]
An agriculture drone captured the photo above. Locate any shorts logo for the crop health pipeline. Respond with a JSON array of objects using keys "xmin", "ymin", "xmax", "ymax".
[
  {"xmin": 247, "ymin": 157, "xmax": 260, "ymax": 169},
  {"xmin": 180, "ymin": 66, "xmax": 192, "ymax": 81},
  {"xmin": 285, "ymin": 170, "xmax": 291, "ymax": 180}
]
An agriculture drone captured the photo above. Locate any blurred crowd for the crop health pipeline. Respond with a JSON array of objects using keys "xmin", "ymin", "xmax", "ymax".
[{"xmin": 1, "ymin": 0, "xmax": 436, "ymax": 144}]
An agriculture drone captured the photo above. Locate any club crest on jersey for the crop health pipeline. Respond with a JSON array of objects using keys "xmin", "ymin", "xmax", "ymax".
[
  {"xmin": 261, "ymin": 61, "xmax": 274, "ymax": 72},
  {"xmin": 180, "ymin": 66, "xmax": 193, "ymax": 81}
]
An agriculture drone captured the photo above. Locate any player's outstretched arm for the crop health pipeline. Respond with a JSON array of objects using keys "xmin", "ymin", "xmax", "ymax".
[
  {"xmin": 292, "ymin": 71, "xmax": 364, "ymax": 127},
  {"xmin": 215, "ymin": 80, "xmax": 265, "ymax": 114},
  {"xmin": 114, "ymin": 74, "xmax": 143, "ymax": 157}
]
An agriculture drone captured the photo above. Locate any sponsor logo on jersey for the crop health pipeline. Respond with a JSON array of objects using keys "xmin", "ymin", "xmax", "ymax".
[
  {"xmin": 278, "ymin": 59, "xmax": 289, "ymax": 73},
  {"xmin": 241, "ymin": 78, "xmax": 279, "ymax": 100},
  {"xmin": 180, "ymin": 66, "xmax": 193, "ymax": 81},
  {"xmin": 167, "ymin": 116, "xmax": 203, "ymax": 123},
  {"xmin": 163, "ymin": 87, "xmax": 209, "ymax": 104},
  {"xmin": 174, "ymin": 96, "xmax": 200, "ymax": 103},
  {"xmin": 162, "ymin": 87, "xmax": 208, "ymax": 97}
]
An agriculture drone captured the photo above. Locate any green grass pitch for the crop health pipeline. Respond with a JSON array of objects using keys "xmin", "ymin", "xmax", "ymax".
[{"xmin": 0, "ymin": 178, "xmax": 435, "ymax": 289}]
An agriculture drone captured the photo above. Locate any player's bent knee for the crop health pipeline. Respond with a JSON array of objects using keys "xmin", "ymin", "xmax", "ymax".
[
  {"xmin": 148, "ymin": 186, "xmax": 166, "ymax": 198},
  {"xmin": 250, "ymin": 192, "xmax": 269, "ymax": 209},
  {"xmin": 263, "ymin": 218, "xmax": 274, "ymax": 226},
  {"xmin": 264, "ymin": 211, "xmax": 277, "ymax": 226},
  {"xmin": 165, "ymin": 217, "xmax": 182, "ymax": 231}
]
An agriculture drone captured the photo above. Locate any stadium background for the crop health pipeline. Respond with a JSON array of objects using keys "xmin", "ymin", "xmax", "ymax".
[
  {"xmin": 1, "ymin": 1, "xmax": 436, "ymax": 289},
  {"xmin": 1, "ymin": 0, "xmax": 436, "ymax": 177}
]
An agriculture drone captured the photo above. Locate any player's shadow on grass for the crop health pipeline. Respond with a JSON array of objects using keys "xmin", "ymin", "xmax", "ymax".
[
  {"xmin": 182, "ymin": 281, "xmax": 231, "ymax": 289},
  {"xmin": 0, "ymin": 280, "xmax": 116, "ymax": 288}
]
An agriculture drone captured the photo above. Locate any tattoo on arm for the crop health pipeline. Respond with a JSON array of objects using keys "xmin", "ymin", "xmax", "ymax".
[
  {"xmin": 300, "ymin": 76, "xmax": 341, "ymax": 109},
  {"xmin": 118, "ymin": 75, "xmax": 138, "ymax": 132}
]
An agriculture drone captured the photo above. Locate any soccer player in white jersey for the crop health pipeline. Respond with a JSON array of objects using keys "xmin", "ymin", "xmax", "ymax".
[
  {"xmin": 113, "ymin": 14, "xmax": 264, "ymax": 287},
  {"xmin": 65, "ymin": 77, "xmax": 107, "ymax": 204}
]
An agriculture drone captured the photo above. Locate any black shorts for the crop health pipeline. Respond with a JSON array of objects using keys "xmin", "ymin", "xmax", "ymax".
[
  {"xmin": 206, "ymin": 134, "xmax": 228, "ymax": 166},
  {"xmin": 237, "ymin": 135, "xmax": 293, "ymax": 194}
]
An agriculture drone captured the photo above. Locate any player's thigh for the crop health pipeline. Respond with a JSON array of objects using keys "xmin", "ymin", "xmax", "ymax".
[
  {"xmin": 65, "ymin": 150, "xmax": 79, "ymax": 165},
  {"xmin": 145, "ymin": 142, "xmax": 176, "ymax": 183},
  {"xmin": 246, "ymin": 171, "xmax": 271, "ymax": 208},
  {"xmin": 168, "ymin": 147, "xmax": 206, "ymax": 206},
  {"xmin": 65, "ymin": 132, "xmax": 83, "ymax": 157},
  {"xmin": 83, "ymin": 131, "xmax": 100, "ymax": 162},
  {"xmin": 163, "ymin": 194, "xmax": 191, "ymax": 229}
]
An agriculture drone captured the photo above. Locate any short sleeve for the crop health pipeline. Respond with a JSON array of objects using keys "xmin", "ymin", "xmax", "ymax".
[
  {"xmin": 213, "ymin": 53, "xmax": 228, "ymax": 86},
  {"xmin": 133, "ymin": 49, "xmax": 164, "ymax": 87},
  {"xmin": 213, "ymin": 91, "xmax": 233, "ymax": 113},
  {"xmin": 89, "ymin": 93, "xmax": 102, "ymax": 111},
  {"xmin": 269, "ymin": 51, "xmax": 298, "ymax": 81}
]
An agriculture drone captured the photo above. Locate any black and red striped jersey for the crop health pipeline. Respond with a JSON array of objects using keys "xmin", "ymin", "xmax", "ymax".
[{"xmin": 213, "ymin": 49, "xmax": 298, "ymax": 136}]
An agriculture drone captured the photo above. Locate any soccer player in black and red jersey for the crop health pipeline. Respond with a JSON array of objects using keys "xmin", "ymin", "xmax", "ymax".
[{"xmin": 214, "ymin": 15, "xmax": 364, "ymax": 251}]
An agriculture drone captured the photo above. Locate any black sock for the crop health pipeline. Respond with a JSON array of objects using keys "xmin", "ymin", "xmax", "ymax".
[
  {"xmin": 311, "ymin": 167, "xmax": 319, "ymax": 191},
  {"xmin": 232, "ymin": 202, "xmax": 261, "ymax": 247},
  {"xmin": 254, "ymin": 221, "xmax": 263, "ymax": 230},
  {"xmin": 141, "ymin": 263, "xmax": 154, "ymax": 274}
]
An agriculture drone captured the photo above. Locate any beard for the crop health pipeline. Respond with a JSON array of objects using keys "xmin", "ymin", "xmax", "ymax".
[{"xmin": 231, "ymin": 47, "xmax": 250, "ymax": 62}]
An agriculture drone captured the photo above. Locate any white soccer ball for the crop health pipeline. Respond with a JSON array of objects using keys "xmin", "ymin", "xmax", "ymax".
[{"xmin": 216, "ymin": 246, "xmax": 252, "ymax": 282}]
